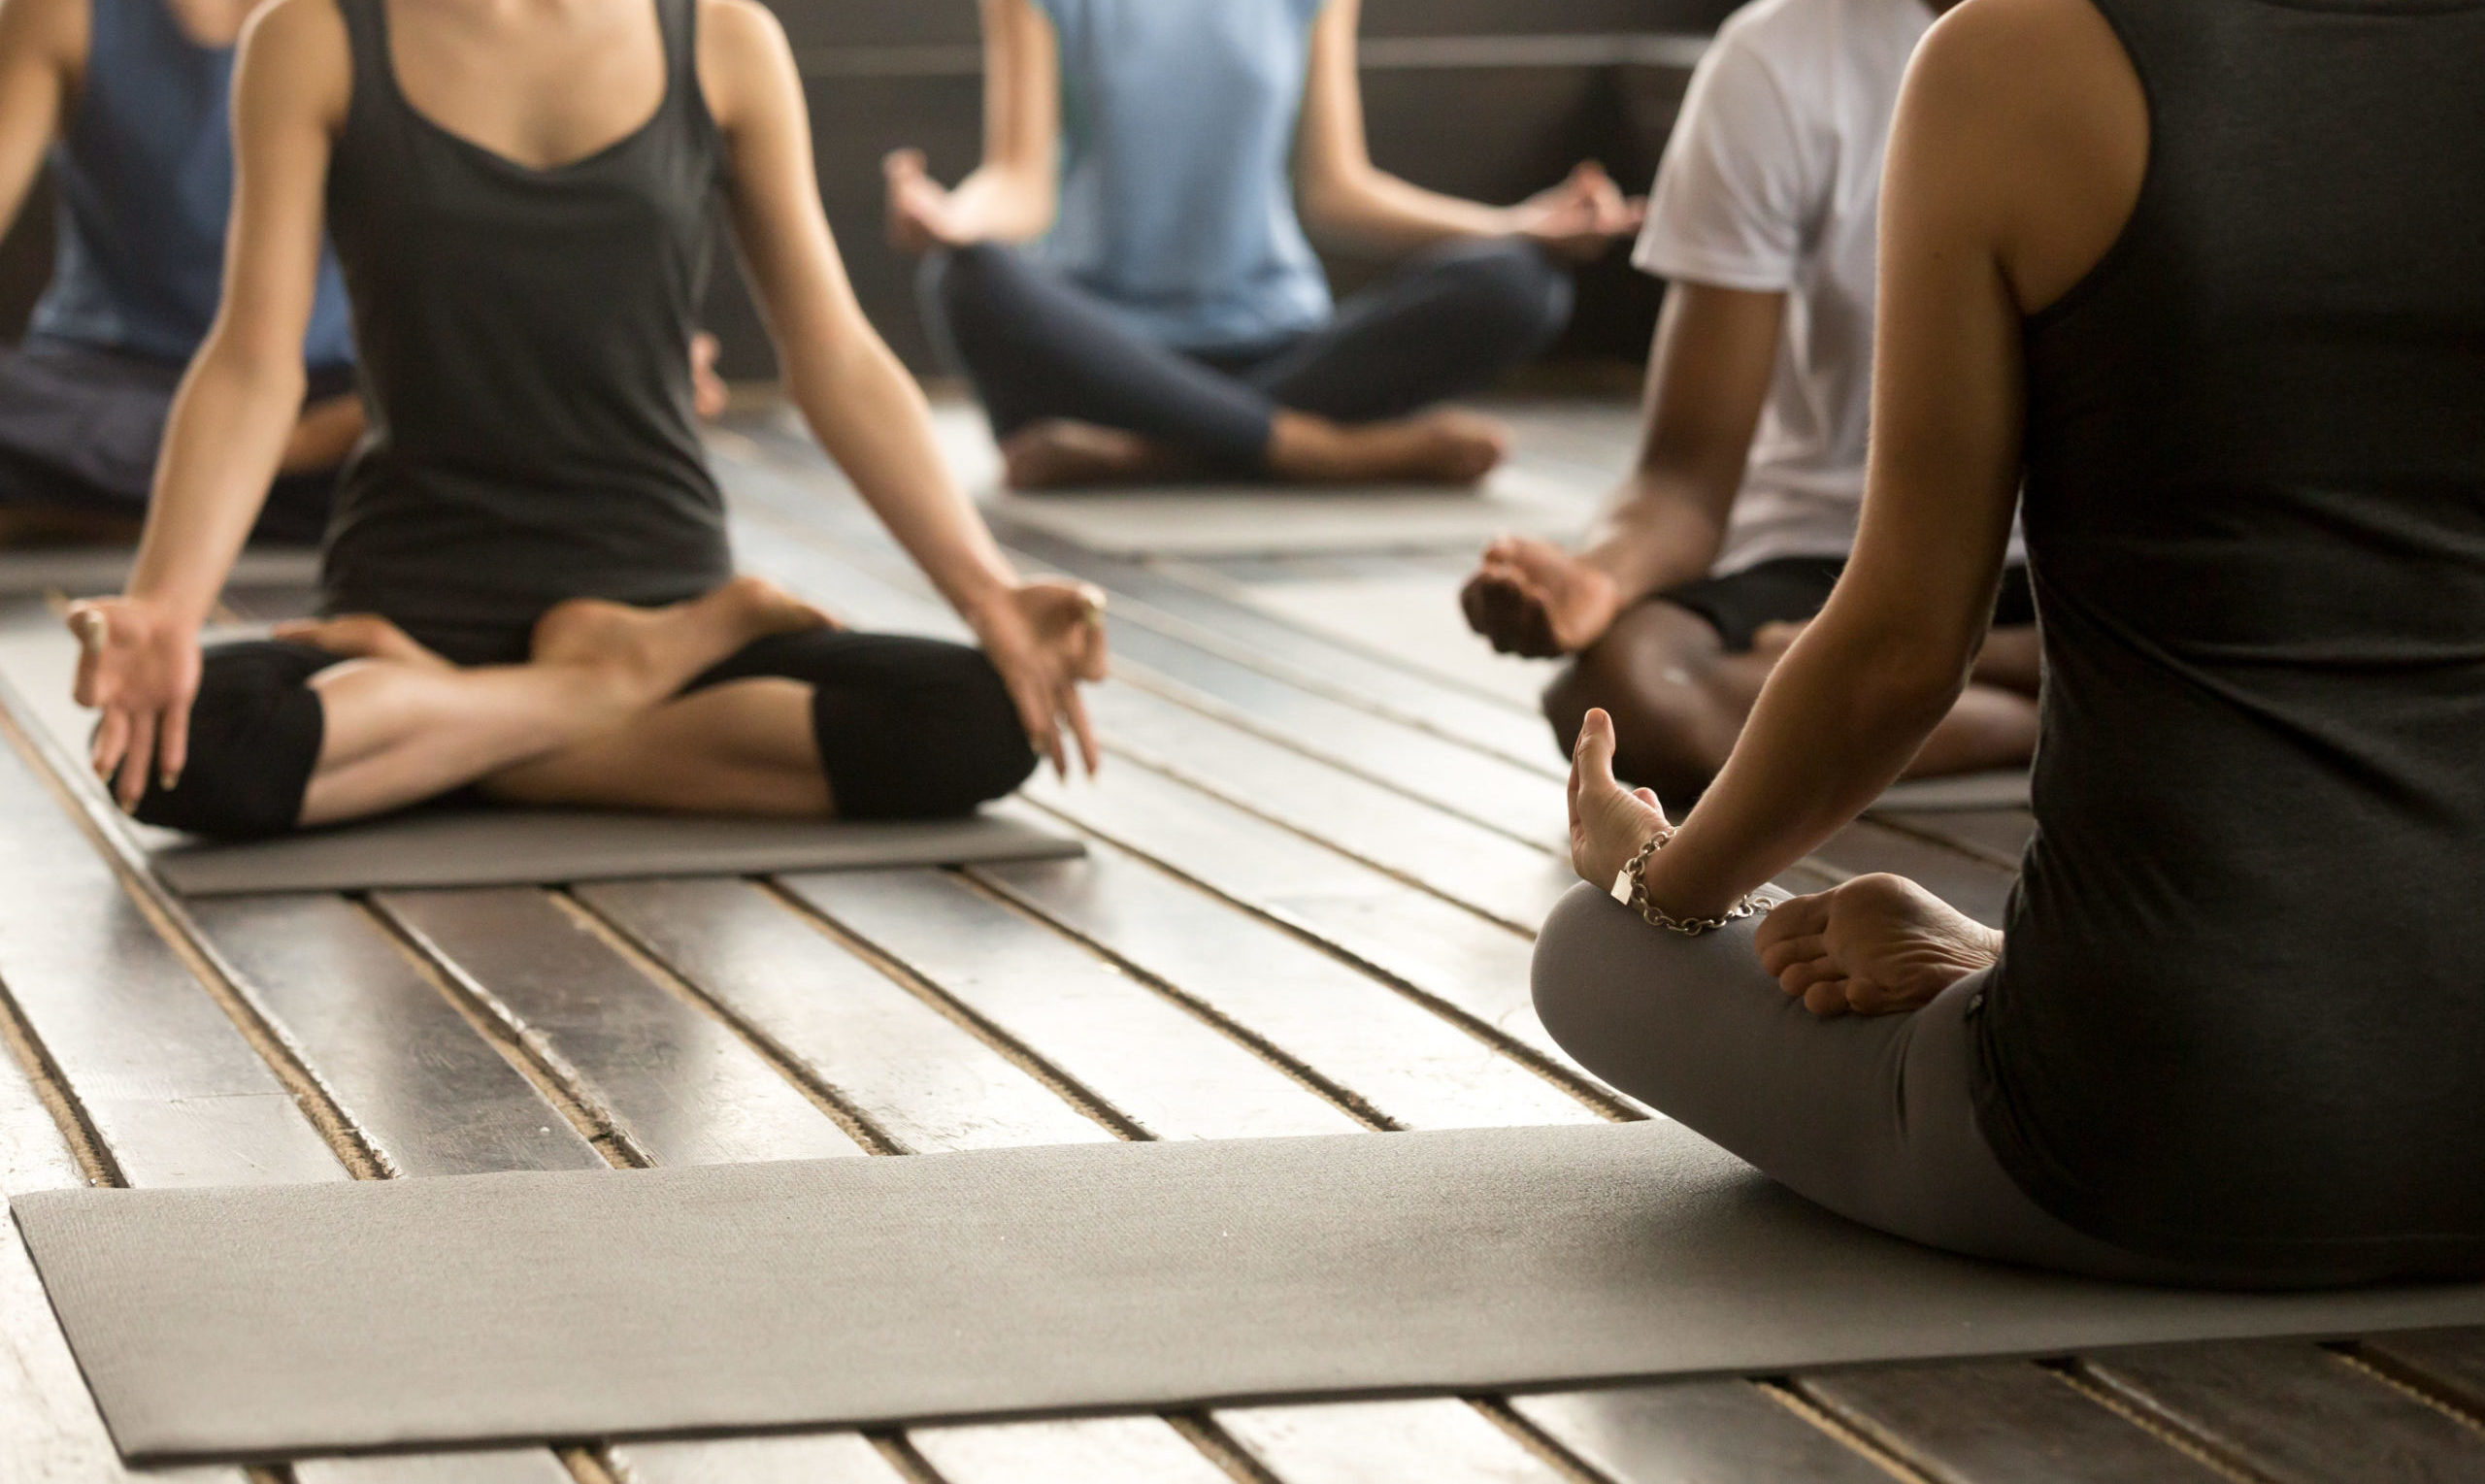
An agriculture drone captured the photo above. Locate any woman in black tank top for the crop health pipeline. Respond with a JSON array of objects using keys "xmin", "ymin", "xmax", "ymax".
[
  {"xmin": 1534, "ymin": 0, "xmax": 2484, "ymax": 1286},
  {"xmin": 63, "ymin": 0, "xmax": 1106, "ymax": 837}
]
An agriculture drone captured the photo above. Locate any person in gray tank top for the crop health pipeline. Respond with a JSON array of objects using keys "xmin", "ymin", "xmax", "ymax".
[
  {"xmin": 0, "ymin": 0, "xmax": 361, "ymax": 544},
  {"xmin": 61, "ymin": 0, "xmax": 1108, "ymax": 840},
  {"xmin": 1534, "ymin": 0, "xmax": 2483, "ymax": 1285},
  {"xmin": 883, "ymin": 0, "xmax": 1645, "ymax": 490}
]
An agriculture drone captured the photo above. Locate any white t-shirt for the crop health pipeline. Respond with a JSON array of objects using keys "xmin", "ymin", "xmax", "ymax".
[{"xmin": 1634, "ymin": 0, "xmax": 1936, "ymax": 576}]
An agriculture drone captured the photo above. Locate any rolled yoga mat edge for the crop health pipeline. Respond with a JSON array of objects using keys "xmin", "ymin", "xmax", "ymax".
[
  {"xmin": 146, "ymin": 806, "xmax": 1084, "ymax": 897},
  {"xmin": 17, "ymin": 1122, "xmax": 2485, "ymax": 1462}
]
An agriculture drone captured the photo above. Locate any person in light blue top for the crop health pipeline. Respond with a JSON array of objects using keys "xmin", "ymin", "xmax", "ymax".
[
  {"xmin": 888, "ymin": 0, "xmax": 1644, "ymax": 489},
  {"xmin": 0, "ymin": 0, "xmax": 360, "ymax": 544}
]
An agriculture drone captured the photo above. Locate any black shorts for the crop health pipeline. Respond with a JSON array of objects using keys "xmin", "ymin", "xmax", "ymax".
[
  {"xmin": 135, "ymin": 627, "xmax": 1037, "ymax": 840},
  {"xmin": 0, "ymin": 337, "xmax": 354, "ymax": 544},
  {"xmin": 1658, "ymin": 555, "xmax": 2037, "ymax": 653}
]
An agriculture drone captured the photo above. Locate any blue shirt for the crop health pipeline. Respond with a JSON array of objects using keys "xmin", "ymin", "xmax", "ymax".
[
  {"xmin": 1034, "ymin": 0, "xmax": 1334, "ymax": 352},
  {"xmin": 28, "ymin": 0, "xmax": 355, "ymax": 370}
]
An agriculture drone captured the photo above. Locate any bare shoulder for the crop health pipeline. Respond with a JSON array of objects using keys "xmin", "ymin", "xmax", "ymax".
[
  {"xmin": 1902, "ymin": 0, "xmax": 2145, "ymax": 309},
  {"xmin": 0, "ymin": 0, "xmax": 88, "ymax": 78},
  {"xmin": 233, "ymin": 0, "xmax": 351, "ymax": 126},
  {"xmin": 694, "ymin": 0, "xmax": 797, "ymax": 130},
  {"xmin": 1908, "ymin": 0, "xmax": 2129, "ymax": 121}
]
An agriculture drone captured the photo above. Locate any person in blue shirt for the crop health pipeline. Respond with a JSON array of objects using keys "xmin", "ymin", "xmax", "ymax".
[
  {"xmin": 886, "ymin": 0, "xmax": 1644, "ymax": 490},
  {"xmin": 0, "ymin": 0, "xmax": 368, "ymax": 544}
]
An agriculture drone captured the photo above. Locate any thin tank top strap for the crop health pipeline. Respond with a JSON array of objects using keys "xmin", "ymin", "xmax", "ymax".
[
  {"xmin": 653, "ymin": 0, "xmax": 713, "ymax": 137},
  {"xmin": 326, "ymin": 0, "xmax": 395, "ymax": 129}
]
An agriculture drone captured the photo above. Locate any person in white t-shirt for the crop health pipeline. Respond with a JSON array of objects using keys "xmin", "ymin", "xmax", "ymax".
[{"xmin": 1460, "ymin": 0, "xmax": 2038, "ymax": 800}]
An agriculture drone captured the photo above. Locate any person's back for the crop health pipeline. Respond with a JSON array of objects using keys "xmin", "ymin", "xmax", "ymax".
[{"xmin": 1986, "ymin": 0, "xmax": 2485, "ymax": 1274}]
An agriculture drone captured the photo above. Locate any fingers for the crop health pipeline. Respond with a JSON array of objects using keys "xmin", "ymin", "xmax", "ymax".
[
  {"xmin": 89, "ymin": 706, "xmax": 129, "ymax": 785},
  {"xmin": 157, "ymin": 690, "xmax": 191, "ymax": 793},
  {"xmin": 1574, "ymin": 707, "xmax": 1622, "ymax": 798},
  {"xmin": 115, "ymin": 709, "xmax": 156, "ymax": 812},
  {"xmin": 881, "ymin": 147, "xmax": 927, "ymax": 181},
  {"xmin": 1063, "ymin": 684, "xmax": 1101, "ymax": 777}
]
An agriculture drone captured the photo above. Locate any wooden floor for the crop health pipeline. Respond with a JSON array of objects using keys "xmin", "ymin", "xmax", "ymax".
[{"xmin": 2, "ymin": 401, "xmax": 2480, "ymax": 1482}]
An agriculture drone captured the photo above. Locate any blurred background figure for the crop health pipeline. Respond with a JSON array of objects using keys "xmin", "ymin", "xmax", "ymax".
[
  {"xmin": 886, "ymin": 0, "xmax": 1644, "ymax": 491},
  {"xmin": 1462, "ymin": 0, "xmax": 2039, "ymax": 799},
  {"xmin": 0, "ymin": 0, "xmax": 361, "ymax": 546}
]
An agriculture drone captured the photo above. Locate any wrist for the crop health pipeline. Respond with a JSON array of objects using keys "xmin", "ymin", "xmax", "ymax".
[{"xmin": 1633, "ymin": 834, "xmax": 1746, "ymax": 927}]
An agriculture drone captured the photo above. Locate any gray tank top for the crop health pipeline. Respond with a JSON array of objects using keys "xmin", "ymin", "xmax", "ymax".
[
  {"xmin": 319, "ymin": 0, "xmax": 731, "ymax": 664},
  {"xmin": 1977, "ymin": 0, "xmax": 2485, "ymax": 1277}
]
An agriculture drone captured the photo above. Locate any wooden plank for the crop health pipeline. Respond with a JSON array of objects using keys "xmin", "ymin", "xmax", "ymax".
[
  {"xmin": 294, "ymin": 1453, "xmax": 579, "ymax": 1484},
  {"xmin": 0, "ymin": 660, "xmax": 568, "ymax": 1483},
  {"xmin": 0, "ymin": 719, "xmax": 344, "ymax": 1188},
  {"xmin": 1023, "ymin": 758, "xmax": 1603, "ymax": 1079},
  {"xmin": 1511, "ymin": 1383, "xmax": 1897, "ymax": 1484},
  {"xmin": 1217, "ymin": 1399, "xmax": 1572, "ymax": 1482},
  {"xmin": 779, "ymin": 868, "xmax": 1366, "ymax": 1140},
  {"xmin": 909, "ymin": 1418, "xmax": 1235, "ymax": 1484},
  {"xmin": 574, "ymin": 875, "xmax": 1112, "ymax": 1155},
  {"xmin": 610, "ymin": 1433, "xmax": 909, "ymax": 1484},
  {"xmin": 1802, "ymin": 1361, "xmax": 2224, "ymax": 1483},
  {"xmin": 1087, "ymin": 681, "xmax": 1575, "ymax": 930},
  {"xmin": 0, "ymin": 1006, "xmax": 242, "ymax": 1484},
  {"xmin": 974, "ymin": 843, "xmax": 1603, "ymax": 1131},
  {"xmin": 2359, "ymin": 1330, "xmax": 2485, "ymax": 1416},
  {"xmin": 2079, "ymin": 1340, "xmax": 2485, "ymax": 1483},
  {"xmin": 372, "ymin": 888, "xmax": 864, "ymax": 1168},
  {"xmin": 190, "ymin": 894, "xmax": 606, "ymax": 1178}
]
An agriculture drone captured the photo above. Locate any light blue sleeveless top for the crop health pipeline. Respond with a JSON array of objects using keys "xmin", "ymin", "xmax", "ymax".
[
  {"xmin": 1033, "ymin": 0, "xmax": 1333, "ymax": 352},
  {"xmin": 28, "ymin": 0, "xmax": 354, "ymax": 370}
]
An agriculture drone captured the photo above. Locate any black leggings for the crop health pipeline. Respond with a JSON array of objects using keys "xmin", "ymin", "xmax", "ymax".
[
  {"xmin": 136, "ymin": 629, "xmax": 1038, "ymax": 841},
  {"xmin": 920, "ymin": 239, "xmax": 1574, "ymax": 472}
]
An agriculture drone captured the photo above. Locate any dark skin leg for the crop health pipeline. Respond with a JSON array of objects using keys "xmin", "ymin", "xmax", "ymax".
[{"xmin": 1541, "ymin": 601, "xmax": 2040, "ymax": 804}]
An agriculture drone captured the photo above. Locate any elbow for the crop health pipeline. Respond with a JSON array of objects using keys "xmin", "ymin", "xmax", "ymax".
[{"xmin": 1295, "ymin": 164, "xmax": 1375, "ymax": 243}]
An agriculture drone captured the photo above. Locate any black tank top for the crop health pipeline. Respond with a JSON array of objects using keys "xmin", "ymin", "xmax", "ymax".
[
  {"xmin": 1976, "ymin": 0, "xmax": 2485, "ymax": 1276},
  {"xmin": 320, "ymin": 0, "xmax": 732, "ymax": 664}
]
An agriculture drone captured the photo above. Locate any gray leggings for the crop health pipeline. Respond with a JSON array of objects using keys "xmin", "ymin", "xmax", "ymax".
[{"xmin": 1531, "ymin": 884, "xmax": 2227, "ymax": 1286}]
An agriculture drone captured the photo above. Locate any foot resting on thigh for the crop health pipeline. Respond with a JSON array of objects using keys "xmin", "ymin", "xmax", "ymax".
[
  {"xmin": 1000, "ymin": 419, "xmax": 1193, "ymax": 489},
  {"xmin": 529, "ymin": 576, "xmax": 832, "ymax": 712},
  {"xmin": 1754, "ymin": 874, "xmax": 2003, "ymax": 1019},
  {"xmin": 1268, "ymin": 408, "xmax": 1508, "ymax": 486}
]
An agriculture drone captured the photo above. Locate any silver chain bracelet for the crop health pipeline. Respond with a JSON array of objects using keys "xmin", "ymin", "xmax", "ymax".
[{"xmin": 1607, "ymin": 831, "xmax": 1766, "ymax": 937}]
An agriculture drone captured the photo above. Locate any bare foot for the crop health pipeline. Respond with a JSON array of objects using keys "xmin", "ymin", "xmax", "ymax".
[
  {"xmin": 1753, "ymin": 874, "xmax": 2002, "ymax": 1019},
  {"xmin": 272, "ymin": 614, "xmax": 453, "ymax": 670},
  {"xmin": 1000, "ymin": 420, "xmax": 1188, "ymax": 490},
  {"xmin": 1269, "ymin": 409, "xmax": 1508, "ymax": 485},
  {"xmin": 1462, "ymin": 536, "xmax": 1624, "ymax": 657},
  {"xmin": 530, "ymin": 577, "xmax": 830, "ymax": 708},
  {"xmin": 690, "ymin": 331, "xmax": 729, "ymax": 422}
]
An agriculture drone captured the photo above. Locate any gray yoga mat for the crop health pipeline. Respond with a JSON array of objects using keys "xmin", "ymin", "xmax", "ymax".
[
  {"xmin": 0, "ymin": 545, "xmax": 320, "ymax": 597},
  {"xmin": 149, "ymin": 806, "xmax": 1082, "ymax": 897},
  {"xmin": 18, "ymin": 1122, "xmax": 2484, "ymax": 1462}
]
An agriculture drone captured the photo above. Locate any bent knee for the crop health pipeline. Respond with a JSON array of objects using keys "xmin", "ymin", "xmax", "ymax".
[
  {"xmin": 817, "ymin": 641, "xmax": 1036, "ymax": 820},
  {"xmin": 132, "ymin": 643, "xmax": 329, "ymax": 840},
  {"xmin": 1541, "ymin": 635, "xmax": 1735, "ymax": 803}
]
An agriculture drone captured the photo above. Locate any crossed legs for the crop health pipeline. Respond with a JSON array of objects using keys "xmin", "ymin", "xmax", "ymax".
[{"xmin": 1542, "ymin": 602, "xmax": 2042, "ymax": 804}]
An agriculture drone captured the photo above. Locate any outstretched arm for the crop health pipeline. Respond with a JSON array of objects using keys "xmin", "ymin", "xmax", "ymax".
[
  {"xmin": 70, "ymin": 0, "xmax": 345, "ymax": 807},
  {"xmin": 702, "ymin": 0, "xmax": 1103, "ymax": 775},
  {"xmin": 0, "ymin": 0, "xmax": 78, "ymax": 236},
  {"xmin": 1295, "ymin": 0, "xmax": 1641, "ymax": 259},
  {"xmin": 881, "ymin": 0, "xmax": 1058, "ymax": 253},
  {"xmin": 1464, "ymin": 280, "xmax": 1782, "ymax": 656}
]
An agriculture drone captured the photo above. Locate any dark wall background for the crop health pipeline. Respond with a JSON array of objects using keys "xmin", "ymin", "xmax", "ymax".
[{"xmin": 3, "ymin": 0, "xmax": 1739, "ymax": 380}]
